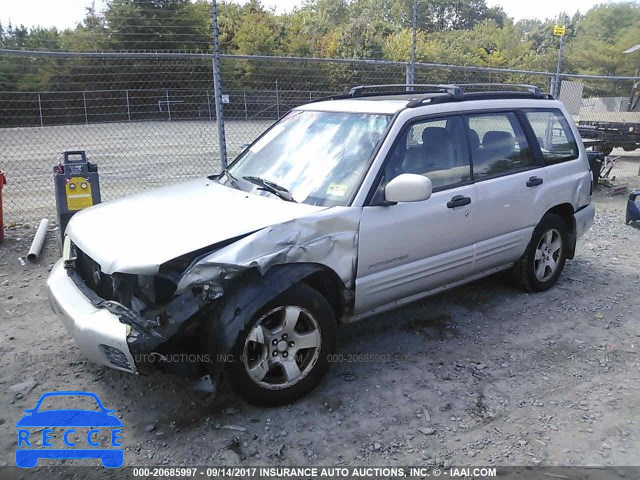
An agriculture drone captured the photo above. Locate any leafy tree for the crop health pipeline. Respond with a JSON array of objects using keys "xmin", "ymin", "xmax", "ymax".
[
  {"xmin": 61, "ymin": 3, "xmax": 109, "ymax": 51},
  {"xmin": 105, "ymin": 0, "xmax": 210, "ymax": 51},
  {"xmin": 0, "ymin": 0, "xmax": 639, "ymax": 98},
  {"xmin": 415, "ymin": 0, "xmax": 506, "ymax": 32},
  {"xmin": 233, "ymin": 2, "xmax": 282, "ymax": 55},
  {"xmin": 566, "ymin": 2, "xmax": 640, "ymax": 77}
]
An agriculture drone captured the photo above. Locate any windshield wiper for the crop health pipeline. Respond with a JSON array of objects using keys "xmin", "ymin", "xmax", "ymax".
[
  {"xmin": 242, "ymin": 176, "xmax": 297, "ymax": 203},
  {"xmin": 216, "ymin": 169, "xmax": 241, "ymax": 189}
]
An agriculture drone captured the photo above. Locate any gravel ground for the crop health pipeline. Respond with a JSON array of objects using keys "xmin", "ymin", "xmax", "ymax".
[{"xmin": 1, "ymin": 150, "xmax": 639, "ymax": 472}]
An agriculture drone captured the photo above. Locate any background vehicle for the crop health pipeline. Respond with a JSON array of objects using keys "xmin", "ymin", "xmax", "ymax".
[{"xmin": 576, "ymin": 84, "xmax": 640, "ymax": 155}]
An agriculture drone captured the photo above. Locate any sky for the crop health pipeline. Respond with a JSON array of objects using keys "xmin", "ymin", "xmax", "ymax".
[{"xmin": 0, "ymin": 0, "xmax": 620, "ymax": 31}]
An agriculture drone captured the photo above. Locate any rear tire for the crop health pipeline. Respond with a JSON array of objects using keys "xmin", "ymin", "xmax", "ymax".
[
  {"xmin": 226, "ymin": 283, "xmax": 336, "ymax": 406},
  {"xmin": 513, "ymin": 214, "xmax": 568, "ymax": 292}
]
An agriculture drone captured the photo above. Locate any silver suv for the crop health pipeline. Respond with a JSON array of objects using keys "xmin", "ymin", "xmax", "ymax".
[{"xmin": 47, "ymin": 84, "xmax": 595, "ymax": 405}]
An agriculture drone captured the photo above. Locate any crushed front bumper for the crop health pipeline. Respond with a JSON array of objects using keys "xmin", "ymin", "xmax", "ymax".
[{"xmin": 47, "ymin": 259, "xmax": 138, "ymax": 374}]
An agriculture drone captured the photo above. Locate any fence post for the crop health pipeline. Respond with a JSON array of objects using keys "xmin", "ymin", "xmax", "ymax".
[
  {"xmin": 206, "ymin": 90, "xmax": 213, "ymax": 121},
  {"xmin": 37, "ymin": 93, "xmax": 44, "ymax": 127},
  {"xmin": 125, "ymin": 89, "xmax": 131, "ymax": 122},
  {"xmin": 275, "ymin": 79, "xmax": 280, "ymax": 118},
  {"xmin": 550, "ymin": 74, "xmax": 563, "ymax": 98},
  {"xmin": 406, "ymin": 64, "xmax": 413, "ymax": 86},
  {"xmin": 406, "ymin": 0, "xmax": 417, "ymax": 90},
  {"xmin": 553, "ymin": 18, "xmax": 565, "ymax": 99},
  {"xmin": 211, "ymin": 0, "xmax": 228, "ymax": 169},
  {"xmin": 82, "ymin": 92, "xmax": 88, "ymax": 125},
  {"xmin": 243, "ymin": 90, "xmax": 248, "ymax": 120},
  {"xmin": 166, "ymin": 90, "xmax": 172, "ymax": 121}
]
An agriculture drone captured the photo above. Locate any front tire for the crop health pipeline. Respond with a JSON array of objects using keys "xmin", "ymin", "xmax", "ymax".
[
  {"xmin": 513, "ymin": 214, "xmax": 568, "ymax": 292},
  {"xmin": 226, "ymin": 283, "xmax": 336, "ymax": 406}
]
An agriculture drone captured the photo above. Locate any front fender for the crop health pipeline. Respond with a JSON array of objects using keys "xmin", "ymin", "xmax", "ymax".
[
  {"xmin": 175, "ymin": 207, "xmax": 361, "ymax": 293},
  {"xmin": 206, "ymin": 264, "xmax": 327, "ymax": 371}
]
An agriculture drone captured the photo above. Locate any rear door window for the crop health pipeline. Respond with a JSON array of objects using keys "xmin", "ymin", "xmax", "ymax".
[
  {"xmin": 524, "ymin": 109, "xmax": 579, "ymax": 164},
  {"xmin": 467, "ymin": 112, "xmax": 535, "ymax": 179}
]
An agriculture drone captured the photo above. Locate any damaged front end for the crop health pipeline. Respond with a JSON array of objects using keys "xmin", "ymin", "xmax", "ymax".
[
  {"xmin": 60, "ymin": 206, "xmax": 361, "ymax": 381},
  {"xmin": 63, "ymin": 238, "xmax": 244, "ymax": 378}
]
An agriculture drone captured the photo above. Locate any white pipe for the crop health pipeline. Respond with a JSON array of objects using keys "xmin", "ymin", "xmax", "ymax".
[{"xmin": 27, "ymin": 218, "xmax": 49, "ymax": 262}]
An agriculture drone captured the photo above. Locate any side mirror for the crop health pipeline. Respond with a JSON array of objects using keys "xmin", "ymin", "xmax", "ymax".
[{"xmin": 384, "ymin": 174, "xmax": 432, "ymax": 203}]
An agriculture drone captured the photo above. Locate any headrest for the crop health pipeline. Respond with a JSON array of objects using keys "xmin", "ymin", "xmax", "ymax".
[
  {"xmin": 422, "ymin": 127, "xmax": 451, "ymax": 145},
  {"xmin": 482, "ymin": 130, "xmax": 515, "ymax": 157}
]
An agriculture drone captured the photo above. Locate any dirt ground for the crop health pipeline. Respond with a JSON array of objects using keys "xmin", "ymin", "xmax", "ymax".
[{"xmin": 1, "ymin": 150, "xmax": 640, "ymax": 472}]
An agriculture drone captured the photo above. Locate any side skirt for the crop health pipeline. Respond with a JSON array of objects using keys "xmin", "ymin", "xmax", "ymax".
[{"xmin": 347, "ymin": 264, "xmax": 513, "ymax": 323}]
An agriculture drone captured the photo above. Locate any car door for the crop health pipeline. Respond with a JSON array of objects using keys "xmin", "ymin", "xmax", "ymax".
[
  {"xmin": 354, "ymin": 115, "xmax": 480, "ymax": 315},
  {"xmin": 465, "ymin": 111, "xmax": 547, "ymax": 272}
]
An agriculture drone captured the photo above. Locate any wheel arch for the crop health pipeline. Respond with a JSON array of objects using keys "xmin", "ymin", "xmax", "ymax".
[
  {"xmin": 207, "ymin": 262, "xmax": 348, "ymax": 367},
  {"xmin": 544, "ymin": 203, "xmax": 577, "ymax": 259}
]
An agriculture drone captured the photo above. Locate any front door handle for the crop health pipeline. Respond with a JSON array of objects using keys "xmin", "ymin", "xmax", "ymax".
[
  {"xmin": 526, "ymin": 176, "xmax": 544, "ymax": 187},
  {"xmin": 447, "ymin": 195, "xmax": 472, "ymax": 209}
]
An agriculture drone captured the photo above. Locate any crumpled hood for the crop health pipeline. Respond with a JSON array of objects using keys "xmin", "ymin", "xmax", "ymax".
[{"xmin": 66, "ymin": 178, "xmax": 325, "ymax": 274}]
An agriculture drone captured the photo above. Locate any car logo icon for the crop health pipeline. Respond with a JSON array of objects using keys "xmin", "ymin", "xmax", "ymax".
[{"xmin": 15, "ymin": 391, "xmax": 124, "ymax": 468}]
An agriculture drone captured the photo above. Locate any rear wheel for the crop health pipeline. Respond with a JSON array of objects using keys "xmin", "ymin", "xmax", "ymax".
[
  {"xmin": 513, "ymin": 214, "xmax": 568, "ymax": 292},
  {"xmin": 226, "ymin": 283, "xmax": 336, "ymax": 406}
]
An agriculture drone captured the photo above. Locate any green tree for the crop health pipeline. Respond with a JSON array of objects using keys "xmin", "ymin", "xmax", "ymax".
[
  {"xmin": 415, "ymin": 0, "xmax": 506, "ymax": 31},
  {"xmin": 105, "ymin": 0, "xmax": 210, "ymax": 51},
  {"xmin": 567, "ymin": 2, "xmax": 640, "ymax": 76},
  {"xmin": 233, "ymin": 1, "xmax": 282, "ymax": 55}
]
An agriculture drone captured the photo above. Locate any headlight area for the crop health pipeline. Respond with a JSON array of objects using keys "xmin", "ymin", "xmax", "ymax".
[
  {"xmin": 133, "ymin": 274, "xmax": 178, "ymax": 310},
  {"xmin": 66, "ymin": 251, "xmax": 219, "ymax": 378},
  {"xmin": 124, "ymin": 275, "xmax": 221, "ymax": 379}
]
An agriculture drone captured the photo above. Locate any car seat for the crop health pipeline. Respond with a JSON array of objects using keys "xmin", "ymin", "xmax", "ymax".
[
  {"xmin": 402, "ymin": 127, "xmax": 455, "ymax": 175},
  {"xmin": 476, "ymin": 130, "xmax": 515, "ymax": 176}
]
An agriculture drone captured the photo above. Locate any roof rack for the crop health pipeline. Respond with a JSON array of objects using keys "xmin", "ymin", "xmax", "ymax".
[
  {"xmin": 348, "ymin": 84, "xmax": 463, "ymax": 100},
  {"xmin": 454, "ymin": 83, "xmax": 544, "ymax": 97},
  {"xmin": 307, "ymin": 83, "xmax": 552, "ymax": 107}
]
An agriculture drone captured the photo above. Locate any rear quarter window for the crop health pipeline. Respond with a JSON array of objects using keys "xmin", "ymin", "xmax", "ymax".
[{"xmin": 524, "ymin": 109, "xmax": 579, "ymax": 164}]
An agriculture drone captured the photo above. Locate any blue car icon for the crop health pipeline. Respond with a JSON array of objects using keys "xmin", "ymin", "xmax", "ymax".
[{"xmin": 16, "ymin": 391, "xmax": 123, "ymax": 468}]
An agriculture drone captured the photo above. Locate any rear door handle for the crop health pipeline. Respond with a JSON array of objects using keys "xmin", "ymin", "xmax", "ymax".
[
  {"xmin": 526, "ymin": 176, "xmax": 544, "ymax": 187},
  {"xmin": 447, "ymin": 195, "xmax": 471, "ymax": 209}
]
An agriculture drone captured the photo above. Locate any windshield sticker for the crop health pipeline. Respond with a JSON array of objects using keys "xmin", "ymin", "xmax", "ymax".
[
  {"xmin": 249, "ymin": 124, "xmax": 285, "ymax": 154},
  {"xmin": 326, "ymin": 183, "xmax": 348, "ymax": 197}
]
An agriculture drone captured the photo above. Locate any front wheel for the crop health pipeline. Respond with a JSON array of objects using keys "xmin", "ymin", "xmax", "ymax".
[
  {"xmin": 513, "ymin": 214, "xmax": 568, "ymax": 292},
  {"xmin": 226, "ymin": 283, "xmax": 336, "ymax": 406}
]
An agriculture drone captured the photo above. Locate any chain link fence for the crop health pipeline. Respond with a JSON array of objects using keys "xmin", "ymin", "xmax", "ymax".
[{"xmin": 0, "ymin": 49, "xmax": 638, "ymax": 223}]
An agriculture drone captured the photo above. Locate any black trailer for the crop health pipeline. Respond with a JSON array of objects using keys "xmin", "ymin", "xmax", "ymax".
[{"xmin": 578, "ymin": 120, "xmax": 640, "ymax": 155}]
